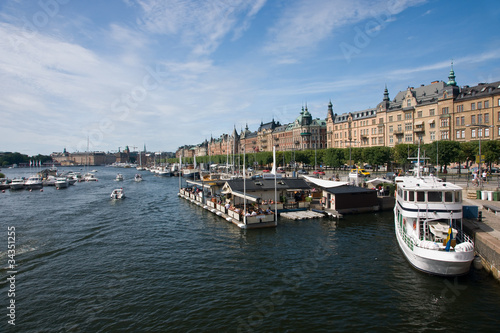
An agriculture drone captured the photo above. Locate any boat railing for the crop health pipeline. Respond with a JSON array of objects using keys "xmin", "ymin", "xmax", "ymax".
[{"xmin": 398, "ymin": 225, "xmax": 415, "ymax": 251}]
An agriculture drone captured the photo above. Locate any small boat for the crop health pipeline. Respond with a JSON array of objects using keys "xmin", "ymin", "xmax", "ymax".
[
  {"xmin": 55, "ymin": 177, "xmax": 69, "ymax": 189},
  {"xmin": 115, "ymin": 173, "xmax": 124, "ymax": 181},
  {"xmin": 10, "ymin": 178, "xmax": 25, "ymax": 190},
  {"xmin": 135, "ymin": 174, "xmax": 143, "ymax": 182},
  {"xmin": 83, "ymin": 173, "xmax": 98, "ymax": 182},
  {"xmin": 24, "ymin": 175, "xmax": 43, "ymax": 190},
  {"xmin": 110, "ymin": 188, "xmax": 125, "ymax": 200},
  {"xmin": 394, "ymin": 146, "xmax": 474, "ymax": 276}
]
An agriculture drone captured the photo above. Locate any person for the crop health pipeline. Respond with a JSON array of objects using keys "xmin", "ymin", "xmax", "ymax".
[{"xmin": 482, "ymin": 170, "xmax": 487, "ymax": 183}]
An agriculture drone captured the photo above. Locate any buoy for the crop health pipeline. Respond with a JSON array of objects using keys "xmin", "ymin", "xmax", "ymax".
[
  {"xmin": 2, "ymin": 190, "xmax": 5, "ymax": 193},
  {"xmin": 40, "ymin": 189, "xmax": 43, "ymax": 192}
]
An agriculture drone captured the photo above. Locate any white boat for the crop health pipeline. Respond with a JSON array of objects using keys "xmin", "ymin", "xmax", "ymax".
[
  {"xmin": 135, "ymin": 174, "xmax": 143, "ymax": 182},
  {"xmin": 394, "ymin": 148, "xmax": 474, "ymax": 276},
  {"xmin": 115, "ymin": 173, "xmax": 124, "ymax": 181},
  {"xmin": 55, "ymin": 177, "xmax": 69, "ymax": 189},
  {"xmin": 83, "ymin": 173, "xmax": 98, "ymax": 182},
  {"xmin": 10, "ymin": 178, "xmax": 25, "ymax": 190},
  {"xmin": 110, "ymin": 188, "xmax": 125, "ymax": 200},
  {"xmin": 25, "ymin": 175, "xmax": 43, "ymax": 190}
]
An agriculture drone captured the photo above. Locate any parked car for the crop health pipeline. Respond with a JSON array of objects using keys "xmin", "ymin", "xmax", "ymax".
[
  {"xmin": 297, "ymin": 169, "xmax": 309, "ymax": 175},
  {"xmin": 385, "ymin": 172, "xmax": 396, "ymax": 180},
  {"xmin": 350, "ymin": 168, "xmax": 370, "ymax": 177},
  {"xmin": 313, "ymin": 170, "xmax": 325, "ymax": 175},
  {"xmin": 262, "ymin": 169, "xmax": 270, "ymax": 173}
]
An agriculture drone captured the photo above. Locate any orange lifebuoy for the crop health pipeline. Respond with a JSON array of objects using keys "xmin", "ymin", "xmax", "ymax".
[
  {"xmin": 413, "ymin": 221, "xmax": 416, "ymax": 230},
  {"xmin": 331, "ymin": 197, "xmax": 335, "ymax": 205}
]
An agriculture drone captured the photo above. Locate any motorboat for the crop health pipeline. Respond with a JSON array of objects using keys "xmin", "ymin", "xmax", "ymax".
[
  {"xmin": 394, "ymin": 147, "xmax": 474, "ymax": 276},
  {"xmin": 9, "ymin": 178, "xmax": 25, "ymax": 190},
  {"xmin": 24, "ymin": 175, "xmax": 43, "ymax": 190},
  {"xmin": 55, "ymin": 177, "xmax": 69, "ymax": 189},
  {"xmin": 135, "ymin": 174, "xmax": 143, "ymax": 182},
  {"xmin": 83, "ymin": 173, "xmax": 98, "ymax": 182},
  {"xmin": 115, "ymin": 173, "xmax": 124, "ymax": 181},
  {"xmin": 110, "ymin": 188, "xmax": 125, "ymax": 200}
]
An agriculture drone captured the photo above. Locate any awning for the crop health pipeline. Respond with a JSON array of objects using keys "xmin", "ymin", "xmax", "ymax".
[
  {"xmin": 302, "ymin": 175, "xmax": 349, "ymax": 188},
  {"xmin": 428, "ymin": 119, "xmax": 435, "ymax": 123},
  {"xmin": 415, "ymin": 120, "xmax": 423, "ymax": 126}
]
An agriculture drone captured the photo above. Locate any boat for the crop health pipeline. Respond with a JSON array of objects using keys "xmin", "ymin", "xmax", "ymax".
[
  {"xmin": 24, "ymin": 175, "xmax": 44, "ymax": 190},
  {"xmin": 55, "ymin": 177, "xmax": 69, "ymax": 189},
  {"xmin": 135, "ymin": 174, "xmax": 143, "ymax": 182},
  {"xmin": 110, "ymin": 188, "xmax": 125, "ymax": 200},
  {"xmin": 115, "ymin": 173, "xmax": 124, "ymax": 181},
  {"xmin": 83, "ymin": 173, "xmax": 98, "ymax": 182},
  {"xmin": 394, "ymin": 147, "xmax": 474, "ymax": 276},
  {"xmin": 10, "ymin": 178, "xmax": 25, "ymax": 190}
]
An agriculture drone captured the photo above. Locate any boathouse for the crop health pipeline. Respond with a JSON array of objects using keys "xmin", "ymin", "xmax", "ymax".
[
  {"xmin": 221, "ymin": 178, "xmax": 312, "ymax": 211},
  {"xmin": 302, "ymin": 176, "xmax": 379, "ymax": 214}
]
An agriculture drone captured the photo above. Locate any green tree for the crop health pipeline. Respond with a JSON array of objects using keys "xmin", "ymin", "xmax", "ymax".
[
  {"xmin": 423, "ymin": 141, "xmax": 460, "ymax": 172},
  {"xmin": 482, "ymin": 140, "xmax": 500, "ymax": 169},
  {"xmin": 392, "ymin": 144, "xmax": 417, "ymax": 171},
  {"xmin": 362, "ymin": 146, "xmax": 391, "ymax": 171}
]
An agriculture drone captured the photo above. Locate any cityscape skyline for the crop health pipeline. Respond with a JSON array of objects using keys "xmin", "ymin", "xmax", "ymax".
[{"xmin": 1, "ymin": 0, "xmax": 500, "ymax": 156}]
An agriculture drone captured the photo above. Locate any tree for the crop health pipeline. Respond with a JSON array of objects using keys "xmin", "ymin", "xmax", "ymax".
[
  {"xmin": 423, "ymin": 141, "xmax": 460, "ymax": 172},
  {"xmin": 323, "ymin": 148, "xmax": 344, "ymax": 169},
  {"xmin": 362, "ymin": 146, "xmax": 391, "ymax": 170},
  {"xmin": 392, "ymin": 144, "xmax": 417, "ymax": 171},
  {"xmin": 482, "ymin": 140, "xmax": 500, "ymax": 169}
]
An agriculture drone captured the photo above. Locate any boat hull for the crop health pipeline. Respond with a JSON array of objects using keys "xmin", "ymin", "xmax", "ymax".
[{"xmin": 395, "ymin": 223, "xmax": 473, "ymax": 276}]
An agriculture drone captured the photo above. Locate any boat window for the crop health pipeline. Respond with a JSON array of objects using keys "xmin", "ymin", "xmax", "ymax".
[
  {"xmin": 445, "ymin": 191, "xmax": 453, "ymax": 202},
  {"xmin": 404, "ymin": 191, "xmax": 407, "ymax": 201},
  {"xmin": 428, "ymin": 191, "xmax": 442, "ymax": 202},
  {"xmin": 455, "ymin": 191, "xmax": 461, "ymax": 202},
  {"xmin": 408, "ymin": 191, "xmax": 414, "ymax": 201},
  {"xmin": 417, "ymin": 191, "xmax": 425, "ymax": 202}
]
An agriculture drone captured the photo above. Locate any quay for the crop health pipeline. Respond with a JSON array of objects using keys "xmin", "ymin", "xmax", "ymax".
[{"xmin": 463, "ymin": 186, "xmax": 500, "ymax": 282}]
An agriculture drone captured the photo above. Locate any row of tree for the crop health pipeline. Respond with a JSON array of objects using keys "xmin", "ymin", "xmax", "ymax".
[
  {"xmin": 0, "ymin": 152, "xmax": 52, "ymax": 167},
  {"xmin": 170, "ymin": 140, "xmax": 500, "ymax": 171}
]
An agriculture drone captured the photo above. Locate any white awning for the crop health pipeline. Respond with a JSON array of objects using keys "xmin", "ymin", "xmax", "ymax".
[
  {"xmin": 415, "ymin": 120, "xmax": 423, "ymax": 125},
  {"xmin": 302, "ymin": 175, "xmax": 349, "ymax": 188},
  {"xmin": 230, "ymin": 190, "xmax": 260, "ymax": 202},
  {"xmin": 428, "ymin": 119, "xmax": 435, "ymax": 123}
]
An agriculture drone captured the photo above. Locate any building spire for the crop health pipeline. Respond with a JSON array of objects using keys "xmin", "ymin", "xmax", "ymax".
[
  {"xmin": 447, "ymin": 61, "xmax": 457, "ymax": 86},
  {"xmin": 383, "ymin": 84, "xmax": 390, "ymax": 101}
]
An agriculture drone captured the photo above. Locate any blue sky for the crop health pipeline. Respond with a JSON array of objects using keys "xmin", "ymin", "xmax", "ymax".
[{"xmin": 1, "ymin": 0, "xmax": 500, "ymax": 155}]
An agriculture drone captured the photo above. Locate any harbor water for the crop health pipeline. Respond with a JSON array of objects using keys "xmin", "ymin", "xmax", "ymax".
[{"xmin": 1, "ymin": 166, "xmax": 500, "ymax": 332}]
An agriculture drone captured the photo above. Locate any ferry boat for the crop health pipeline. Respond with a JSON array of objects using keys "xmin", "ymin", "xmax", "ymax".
[{"xmin": 394, "ymin": 149, "xmax": 474, "ymax": 276}]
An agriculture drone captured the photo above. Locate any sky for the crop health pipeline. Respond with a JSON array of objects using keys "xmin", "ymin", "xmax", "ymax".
[{"xmin": 1, "ymin": 0, "xmax": 500, "ymax": 156}]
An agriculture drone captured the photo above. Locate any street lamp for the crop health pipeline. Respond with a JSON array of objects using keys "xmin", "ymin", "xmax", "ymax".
[{"xmin": 466, "ymin": 123, "xmax": 492, "ymax": 188}]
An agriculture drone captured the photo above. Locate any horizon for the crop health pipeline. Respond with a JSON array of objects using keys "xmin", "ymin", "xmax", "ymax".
[{"xmin": 1, "ymin": 0, "xmax": 500, "ymax": 156}]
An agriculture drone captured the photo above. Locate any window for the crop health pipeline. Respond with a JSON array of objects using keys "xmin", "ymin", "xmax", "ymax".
[
  {"xmin": 405, "ymin": 134, "xmax": 412, "ymax": 142},
  {"xmin": 430, "ymin": 131, "xmax": 435, "ymax": 140},
  {"xmin": 485, "ymin": 128, "xmax": 490, "ymax": 137},
  {"xmin": 485, "ymin": 100, "xmax": 489, "ymax": 108},
  {"xmin": 440, "ymin": 118, "xmax": 449, "ymax": 127},
  {"xmin": 471, "ymin": 129, "xmax": 477, "ymax": 138},
  {"xmin": 429, "ymin": 122, "xmax": 435, "ymax": 129},
  {"xmin": 407, "ymin": 99, "xmax": 411, "ymax": 107},
  {"xmin": 389, "ymin": 125, "xmax": 393, "ymax": 133},
  {"xmin": 498, "ymin": 99, "xmax": 500, "ymax": 107},
  {"xmin": 417, "ymin": 111, "xmax": 422, "ymax": 118},
  {"xmin": 479, "ymin": 128, "xmax": 483, "ymax": 138},
  {"xmin": 417, "ymin": 192, "xmax": 425, "ymax": 202},
  {"xmin": 461, "ymin": 130, "xmax": 465, "ymax": 138},
  {"xmin": 471, "ymin": 103, "xmax": 476, "ymax": 110},
  {"xmin": 397, "ymin": 124, "xmax": 402, "ymax": 132},
  {"xmin": 461, "ymin": 116, "xmax": 465, "ymax": 126},
  {"xmin": 409, "ymin": 191, "xmax": 414, "ymax": 201},
  {"xmin": 485, "ymin": 113, "xmax": 490, "ymax": 123},
  {"xmin": 441, "ymin": 131, "xmax": 449, "ymax": 140},
  {"xmin": 389, "ymin": 116, "xmax": 393, "ymax": 122},
  {"xmin": 445, "ymin": 192, "xmax": 453, "ymax": 202},
  {"xmin": 457, "ymin": 105, "xmax": 463, "ymax": 112},
  {"xmin": 471, "ymin": 115, "xmax": 476, "ymax": 124},
  {"xmin": 456, "ymin": 130, "xmax": 461, "ymax": 138},
  {"xmin": 442, "ymin": 107, "xmax": 449, "ymax": 114},
  {"xmin": 397, "ymin": 114, "xmax": 402, "ymax": 121},
  {"xmin": 456, "ymin": 117, "xmax": 460, "ymax": 126},
  {"xmin": 405, "ymin": 123, "xmax": 413, "ymax": 131},
  {"xmin": 389, "ymin": 136, "xmax": 393, "ymax": 144},
  {"xmin": 428, "ymin": 191, "xmax": 442, "ymax": 202},
  {"xmin": 478, "ymin": 114, "xmax": 482, "ymax": 124},
  {"xmin": 429, "ymin": 109, "xmax": 435, "ymax": 116},
  {"xmin": 478, "ymin": 101, "xmax": 482, "ymax": 109},
  {"xmin": 405, "ymin": 113, "xmax": 412, "ymax": 119}
]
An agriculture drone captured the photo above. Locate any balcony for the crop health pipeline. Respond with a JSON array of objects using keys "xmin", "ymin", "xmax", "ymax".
[
  {"xmin": 414, "ymin": 126, "xmax": 425, "ymax": 133},
  {"xmin": 393, "ymin": 129, "xmax": 404, "ymax": 135}
]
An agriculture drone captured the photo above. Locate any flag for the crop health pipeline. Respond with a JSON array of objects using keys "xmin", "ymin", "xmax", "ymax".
[{"xmin": 445, "ymin": 225, "xmax": 453, "ymax": 251}]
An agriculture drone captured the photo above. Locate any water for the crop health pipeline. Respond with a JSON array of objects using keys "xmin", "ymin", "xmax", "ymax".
[{"xmin": 1, "ymin": 166, "xmax": 500, "ymax": 332}]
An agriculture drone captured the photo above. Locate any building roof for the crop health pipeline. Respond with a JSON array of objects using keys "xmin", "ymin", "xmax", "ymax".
[
  {"xmin": 324, "ymin": 185, "xmax": 377, "ymax": 195},
  {"xmin": 224, "ymin": 178, "xmax": 311, "ymax": 192}
]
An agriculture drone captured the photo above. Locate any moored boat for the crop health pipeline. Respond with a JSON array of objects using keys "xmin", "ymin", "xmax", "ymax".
[
  {"xmin": 394, "ymin": 148, "xmax": 474, "ymax": 276},
  {"xmin": 25, "ymin": 175, "xmax": 43, "ymax": 190},
  {"xmin": 83, "ymin": 173, "xmax": 98, "ymax": 182},
  {"xmin": 10, "ymin": 178, "xmax": 25, "ymax": 190},
  {"xmin": 55, "ymin": 177, "xmax": 69, "ymax": 189}
]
